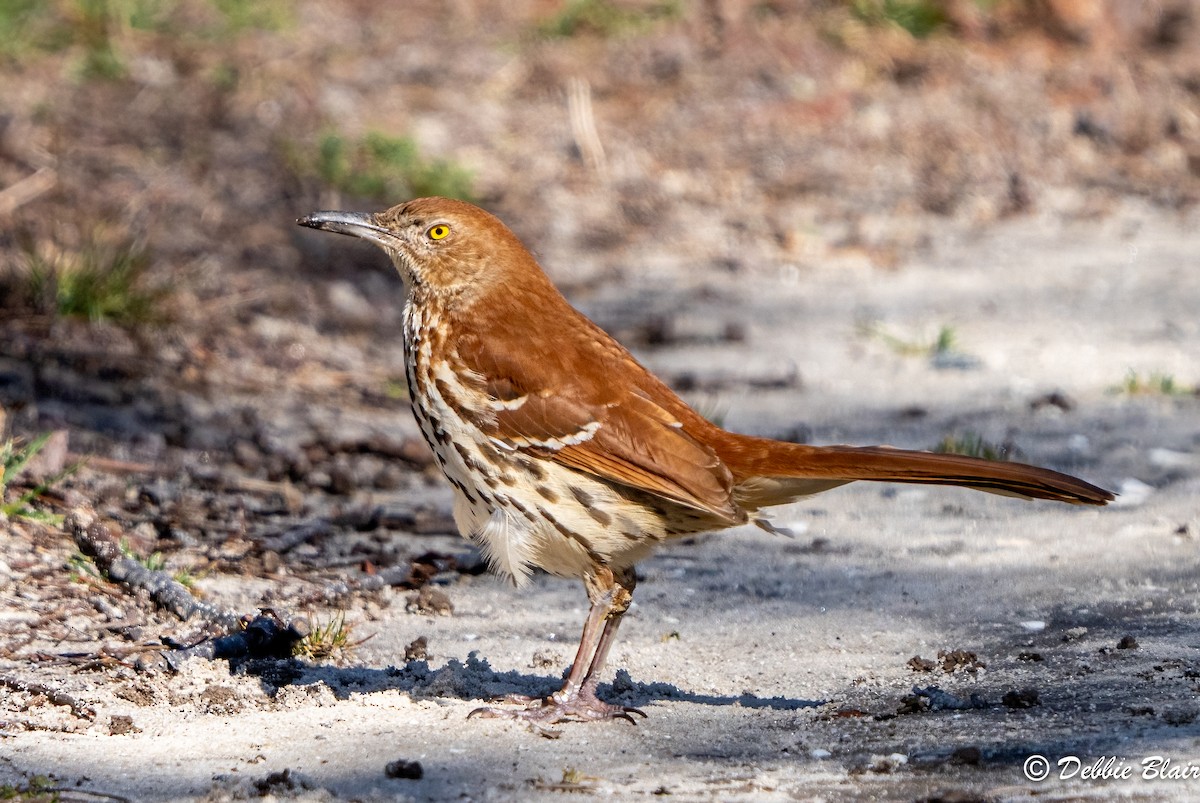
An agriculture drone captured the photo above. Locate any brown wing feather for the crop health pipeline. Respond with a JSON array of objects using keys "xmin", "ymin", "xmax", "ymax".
[
  {"xmin": 453, "ymin": 316, "xmax": 741, "ymax": 523},
  {"xmin": 552, "ymin": 390, "xmax": 740, "ymax": 522}
]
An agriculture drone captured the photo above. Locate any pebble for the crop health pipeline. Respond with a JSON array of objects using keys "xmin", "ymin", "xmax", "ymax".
[
  {"xmin": 866, "ymin": 753, "xmax": 909, "ymax": 773},
  {"xmin": 385, "ymin": 759, "xmax": 423, "ymax": 780}
]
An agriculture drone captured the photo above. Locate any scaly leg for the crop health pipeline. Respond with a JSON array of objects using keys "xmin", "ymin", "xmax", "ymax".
[{"xmin": 469, "ymin": 566, "xmax": 645, "ymax": 730}]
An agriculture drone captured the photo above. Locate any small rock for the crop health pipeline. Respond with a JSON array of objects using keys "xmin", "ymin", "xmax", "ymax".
[
  {"xmin": 328, "ymin": 457, "xmax": 357, "ymax": 495},
  {"xmin": 253, "ymin": 768, "xmax": 312, "ymax": 795},
  {"xmin": 1062, "ymin": 626, "xmax": 1088, "ymax": 642},
  {"xmin": 114, "ymin": 683, "xmax": 156, "ymax": 707},
  {"xmin": 530, "ymin": 649, "xmax": 560, "ymax": 669},
  {"xmin": 109, "ymin": 714, "xmax": 140, "ymax": 735},
  {"xmin": 1019, "ymin": 620, "xmax": 1046, "ymax": 633},
  {"xmin": 92, "ymin": 597, "xmax": 124, "ymax": 620},
  {"xmin": 868, "ymin": 753, "xmax": 908, "ymax": 773},
  {"xmin": 907, "ymin": 655, "xmax": 936, "ymax": 673},
  {"xmin": 1117, "ymin": 634, "xmax": 1139, "ymax": 650},
  {"xmin": 231, "ymin": 439, "xmax": 262, "ymax": 470},
  {"xmin": 951, "ymin": 746, "xmax": 983, "ymax": 765},
  {"xmin": 809, "ymin": 748, "xmax": 832, "ymax": 759},
  {"xmin": 261, "ymin": 550, "xmax": 282, "ymax": 574},
  {"xmin": 1163, "ymin": 706, "xmax": 1198, "ymax": 726},
  {"xmin": 1029, "ymin": 391, "xmax": 1075, "ymax": 412},
  {"xmin": 939, "ymin": 650, "xmax": 985, "ymax": 673},
  {"xmin": 385, "ymin": 759, "xmax": 424, "ymax": 780},
  {"xmin": 900, "ymin": 685, "xmax": 987, "ymax": 713},
  {"xmin": 404, "ymin": 636, "xmax": 429, "ymax": 661},
  {"xmin": 406, "ymin": 587, "xmax": 453, "ymax": 616},
  {"xmin": 1002, "ymin": 688, "xmax": 1040, "ymax": 709},
  {"xmin": 134, "ymin": 652, "xmax": 169, "ymax": 674}
]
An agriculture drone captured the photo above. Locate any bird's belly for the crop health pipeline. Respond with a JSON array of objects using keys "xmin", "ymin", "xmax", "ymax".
[
  {"xmin": 404, "ymin": 344, "xmax": 694, "ymax": 583},
  {"xmin": 443, "ymin": 439, "xmax": 669, "ymax": 585}
]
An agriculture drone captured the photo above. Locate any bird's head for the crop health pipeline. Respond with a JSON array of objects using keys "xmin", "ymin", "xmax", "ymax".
[{"xmin": 299, "ymin": 197, "xmax": 537, "ymax": 299}]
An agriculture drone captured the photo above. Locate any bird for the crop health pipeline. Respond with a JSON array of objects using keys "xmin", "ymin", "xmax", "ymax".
[{"xmin": 297, "ymin": 197, "xmax": 1113, "ymax": 728}]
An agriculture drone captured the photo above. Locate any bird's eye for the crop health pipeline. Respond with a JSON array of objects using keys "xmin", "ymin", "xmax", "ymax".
[{"xmin": 427, "ymin": 224, "xmax": 450, "ymax": 241}]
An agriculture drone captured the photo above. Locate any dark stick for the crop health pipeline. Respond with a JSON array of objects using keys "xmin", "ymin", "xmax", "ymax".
[{"xmin": 65, "ymin": 512, "xmax": 242, "ymax": 631}]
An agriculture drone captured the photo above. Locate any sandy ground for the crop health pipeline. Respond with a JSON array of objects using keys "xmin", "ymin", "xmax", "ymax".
[
  {"xmin": 3, "ymin": 4, "xmax": 1200, "ymax": 800},
  {"xmin": 2, "ymin": 198, "xmax": 1198, "ymax": 801}
]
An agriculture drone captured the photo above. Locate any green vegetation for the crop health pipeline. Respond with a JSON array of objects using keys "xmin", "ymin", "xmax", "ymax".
[
  {"xmin": 120, "ymin": 538, "xmax": 166, "ymax": 571},
  {"xmin": 859, "ymin": 320, "xmax": 960, "ymax": 358},
  {"xmin": 385, "ymin": 378, "xmax": 409, "ymax": 400},
  {"xmin": 536, "ymin": 0, "xmax": 681, "ymax": 39},
  {"xmin": 0, "ymin": 774, "xmax": 59, "ymax": 801},
  {"xmin": 933, "ymin": 431, "xmax": 1008, "ymax": 461},
  {"xmin": 294, "ymin": 611, "xmax": 364, "ymax": 662},
  {"xmin": 1, "ymin": 433, "xmax": 75, "ymax": 524},
  {"xmin": 209, "ymin": 0, "xmax": 291, "ymax": 32},
  {"xmin": 0, "ymin": 0, "xmax": 69, "ymax": 58},
  {"xmin": 172, "ymin": 567, "xmax": 197, "ymax": 588},
  {"xmin": 117, "ymin": 538, "xmax": 199, "ymax": 586},
  {"xmin": 67, "ymin": 550, "xmax": 100, "ymax": 582},
  {"xmin": 73, "ymin": 0, "xmax": 126, "ymax": 79},
  {"xmin": 313, "ymin": 131, "xmax": 476, "ymax": 203},
  {"xmin": 22, "ymin": 235, "xmax": 167, "ymax": 325},
  {"xmin": 1112, "ymin": 370, "xmax": 1192, "ymax": 397},
  {"xmin": 0, "ymin": 0, "xmax": 292, "ymax": 76},
  {"xmin": 850, "ymin": 0, "xmax": 949, "ymax": 38}
]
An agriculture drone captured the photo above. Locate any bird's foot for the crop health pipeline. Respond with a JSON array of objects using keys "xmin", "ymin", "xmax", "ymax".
[{"xmin": 468, "ymin": 690, "xmax": 646, "ymax": 737}]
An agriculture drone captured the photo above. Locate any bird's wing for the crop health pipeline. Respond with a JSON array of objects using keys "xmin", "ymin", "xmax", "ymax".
[{"xmin": 451, "ymin": 328, "xmax": 741, "ymax": 524}]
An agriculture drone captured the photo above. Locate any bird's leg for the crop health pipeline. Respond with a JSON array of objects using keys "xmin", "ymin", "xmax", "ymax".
[
  {"xmin": 550, "ymin": 580, "xmax": 617, "ymax": 702},
  {"xmin": 570, "ymin": 569, "xmax": 637, "ymax": 708},
  {"xmin": 548, "ymin": 567, "xmax": 643, "ymax": 718},
  {"xmin": 469, "ymin": 566, "xmax": 645, "ymax": 728}
]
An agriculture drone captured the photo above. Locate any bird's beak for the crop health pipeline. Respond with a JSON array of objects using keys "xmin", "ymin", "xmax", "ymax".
[{"xmin": 297, "ymin": 211, "xmax": 397, "ymax": 250}]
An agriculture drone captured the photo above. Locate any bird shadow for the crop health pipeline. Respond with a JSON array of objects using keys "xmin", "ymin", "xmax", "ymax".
[{"xmin": 228, "ymin": 652, "xmax": 822, "ymax": 712}]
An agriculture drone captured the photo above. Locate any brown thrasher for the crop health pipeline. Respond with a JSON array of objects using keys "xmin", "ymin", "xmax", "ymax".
[{"xmin": 298, "ymin": 197, "xmax": 1112, "ymax": 727}]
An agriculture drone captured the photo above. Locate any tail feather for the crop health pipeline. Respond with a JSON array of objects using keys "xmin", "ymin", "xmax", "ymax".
[{"xmin": 716, "ymin": 437, "xmax": 1114, "ymax": 509}]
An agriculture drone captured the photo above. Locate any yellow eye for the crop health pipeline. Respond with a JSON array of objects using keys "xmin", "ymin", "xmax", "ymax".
[{"xmin": 427, "ymin": 224, "xmax": 450, "ymax": 240}]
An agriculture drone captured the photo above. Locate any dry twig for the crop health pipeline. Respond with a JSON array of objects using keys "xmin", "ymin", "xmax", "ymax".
[{"xmin": 65, "ymin": 512, "xmax": 242, "ymax": 630}]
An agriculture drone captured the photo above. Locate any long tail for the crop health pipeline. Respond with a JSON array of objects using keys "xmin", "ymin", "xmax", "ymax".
[{"xmin": 714, "ymin": 435, "xmax": 1114, "ymax": 510}]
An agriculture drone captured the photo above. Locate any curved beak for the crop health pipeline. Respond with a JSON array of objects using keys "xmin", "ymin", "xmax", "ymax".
[{"xmin": 297, "ymin": 211, "xmax": 396, "ymax": 250}]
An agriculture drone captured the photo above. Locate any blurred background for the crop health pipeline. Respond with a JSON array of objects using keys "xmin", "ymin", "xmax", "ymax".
[
  {"xmin": 0, "ymin": 0, "xmax": 1197, "ymax": 544},
  {"xmin": 1, "ymin": 6, "xmax": 1199, "ymax": 792}
]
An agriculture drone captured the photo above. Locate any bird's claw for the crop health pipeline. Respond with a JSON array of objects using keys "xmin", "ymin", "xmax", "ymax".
[{"xmin": 467, "ymin": 693, "xmax": 645, "ymax": 735}]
